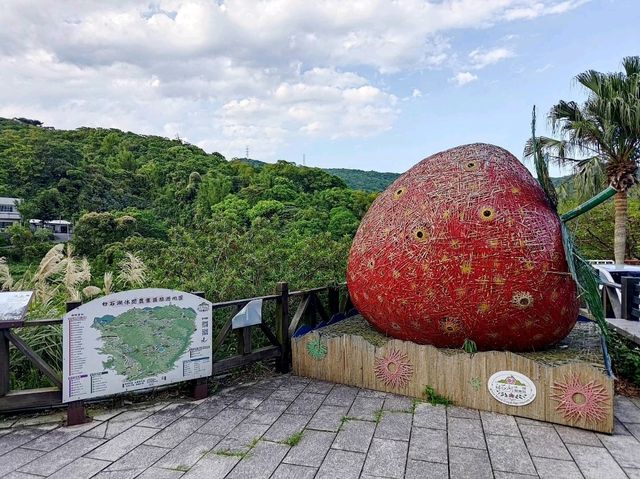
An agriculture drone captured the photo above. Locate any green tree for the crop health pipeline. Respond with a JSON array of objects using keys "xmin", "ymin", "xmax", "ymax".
[{"xmin": 529, "ymin": 57, "xmax": 640, "ymax": 264}]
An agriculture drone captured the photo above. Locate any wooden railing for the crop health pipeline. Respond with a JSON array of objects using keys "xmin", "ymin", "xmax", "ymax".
[{"xmin": 0, "ymin": 281, "xmax": 350, "ymax": 422}]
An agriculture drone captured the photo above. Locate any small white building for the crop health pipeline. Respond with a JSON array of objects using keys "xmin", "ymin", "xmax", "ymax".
[
  {"xmin": 0, "ymin": 197, "xmax": 21, "ymax": 230},
  {"xmin": 29, "ymin": 219, "xmax": 73, "ymax": 242}
]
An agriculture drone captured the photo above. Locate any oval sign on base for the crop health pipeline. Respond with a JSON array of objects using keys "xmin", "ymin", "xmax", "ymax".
[{"xmin": 488, "ymin": 371, "xmax": 537, "ymax": 406}]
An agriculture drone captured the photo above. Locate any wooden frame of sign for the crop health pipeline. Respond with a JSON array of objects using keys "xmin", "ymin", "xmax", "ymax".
[{"xmin": 292, "ymin": 332, "xmax": 614, "ymax": 433}]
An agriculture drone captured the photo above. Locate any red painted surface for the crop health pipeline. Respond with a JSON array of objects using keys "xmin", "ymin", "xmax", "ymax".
[{"xmin": 347, "ymin": 143, "xmax": 578, "ymax": 351}]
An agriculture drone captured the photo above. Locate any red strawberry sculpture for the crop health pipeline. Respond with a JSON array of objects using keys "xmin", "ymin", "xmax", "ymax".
[{"xmin": 347, "ymin": 143, "xmax": 578, "ymax": 351}]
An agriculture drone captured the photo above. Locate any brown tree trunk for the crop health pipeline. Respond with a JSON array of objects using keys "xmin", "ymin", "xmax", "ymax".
[{"xmin": 614, "ymin": 190, "xmax": 628, "ymax": 265}]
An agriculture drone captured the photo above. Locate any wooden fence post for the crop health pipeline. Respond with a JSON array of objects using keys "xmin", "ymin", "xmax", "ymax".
[
  {"xmin": 621, "ymin": 277, "xmax": 640, "ymax": 321},
  {"xmin": 191, "ymin": 292, "xmax": 208, "ymax": 400},
  {"xmin": 0, "ymin": 330, "xmax": 10, "ymax": 397},
  {"xmin": 65, "ymin": 300, "xmax": 87, "ymax": 426},
  {"xmin": 275, "ymin": 282, "xmax": 290, "ymax": 373}
]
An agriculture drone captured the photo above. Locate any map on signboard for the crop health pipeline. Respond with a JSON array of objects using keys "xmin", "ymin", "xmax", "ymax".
[{"xmin": 63, "ymin": 288, "xmax": 212, "ymax": 403}]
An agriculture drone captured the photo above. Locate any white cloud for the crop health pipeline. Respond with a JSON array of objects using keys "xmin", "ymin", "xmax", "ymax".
[
  {"xmin": 469, "ymin": 47, "xmax": 515, "ymax": 69},
  {"xmin": 452, "ymin": 72, "xmax": 478, "ymax": 86},
  {"xmin": 0, "ymin": 0, "xmax": 587, "ymax": 160},
  {"xmin": 411, "ymin": 88, "xmax": 423, "ymax": 98}
]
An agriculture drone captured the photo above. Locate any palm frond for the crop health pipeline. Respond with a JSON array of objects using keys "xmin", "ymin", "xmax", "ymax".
[{"xmin": 530, "ymin": 106, "xmax": 558, "ymax": 209}]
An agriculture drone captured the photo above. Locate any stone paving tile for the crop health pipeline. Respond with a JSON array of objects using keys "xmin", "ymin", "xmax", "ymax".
[
  {"xmin": 413, "ymin": 403, "xmax": 446, "ymax": 429},
  {"xmin": 101, "ymin": 444, "xmax": 168, "ymax": 476},
  {"xmin": 84, "ymin": 410, "xmax": 152, "ymax": 439},
  {"xmin": 223, "ymin": 420, "xmax": 270, "ymax": 446},
  {"xmin": 404, "ymin": 459, "xmax": 448, "ymax": 479},
  {"xmin": 47, "ymin": 457, "xmax": 111, "ymax": 479},
  {"xmin": 4, "ymin": 471, "xmax": 45, "ymax": 479},
  {"xmin": 227, "ymin": 440, "xmax": 290, "ymax": 479},
  {"xmin": 234, "ymin": 394, "xmax": 266, "ymax": 410},
  {"xmin": 449, "ymin": 446, "xmax": 493, "ymax": 479},
  {"xmin": 304, "ymin": 380, "xmax": 335, "ymax": 394},
  {"xmin": 22, "ymin": 421, "xmax": 101, "ymax": 451},
  {"xmin": 0, "ymin": 447, "xmax": 45, "ymax": 476},
  {"xmin": 516, "ymin": 416, "xmax": 554, "ymax": 428},
  {"xmin": 245, "ymin": 399, "xmax": 290, "ymax": 425},
  {"xmin": 307, "ymin": 404, "xmax": 350, "ymax": 432},
  {"xmin": 154, "ymin": 432, "xmax": 222, "ymax": 470},
  {"xmin": 316, "ymin": 449, "xmax": 365, "ymax": 479},
  {"xmin": 332, "ymin": 418, "xmax": 376, "ymax": 453},
  {"xmin": 0, "ymin": 427, "xmax": 50, "ymax": 455},
  {"xmin": 0, "ymin": 418, "xmax": 17, "ymax": 429},
  {"xmin": 19, "ymin": 436, "xmax": 105, "ymax": 476},
  {"xmin": 614, "ymin": 396, "xmax": 640, "ymax": 424},
  {"xmin": 613, "ymin": 418, "xmax": 632, "ymax": 435},
  {"xmin": 185, "ymin": 397, "xmax": 227, "ymax": 419},
  {"xmin": 626, "ymin": 469, "xmax": 640, "ymax": 479},
  {"xmin": 598, "ymin": 432, "xmax": 640, "ymax": 469},
  {"xmin": 138, "ymin": 402, "xmax": 195, "ymax": 428},
  {"xmin": 197, "ymin": 408, "xmax": 251, "ymax": 436},
  {"xmin": 480, "ymin": 411, "xmax": 520, "ymax": 437},
  {"xmin": 362, "ymin": 438, "xmax": 408, "ymax": 479},
  {"xmin": 374, "ymin": 411, "xmax": 412, "ymax": 441},
  {"xmin": 282, "ymin": 429, "xmax": 335, "ymax": 467},
  {"xmin": 493, "ymin": 473, "xmax": 538, "ymax": 479},
  {"xmin": 382, "ymin": 394, "xmax": 413, "ymax": 412},
  {"xmin": 485, "ymin": 434, "xmax": 536, "ymax": 476},
  {"xmin": 357, "ymin": 389, "xmax": 387, "ymax": 398},
  {"xmin": 145, "ymin": 417, "xmax": 207, "ymax": 448},
  {"xmin": 519, "ymin": 424, "xmax": 572, "ymax": 460},
  {"xmin": 263, "ymin": 413, "xmax": 310, "ymax": 442},
  {"xmin": 137, "ymin": 467, "xmax": 184, "ymax": 479},
  {"xmin": 13, "ymin": 412, "xmax": 66, "ymax": 427},
  {"xmin": 324, "ymin": 385, "xmax": 359, "ymax": 407},
  {"xmin": 566, "ymin": 443, "xmax": 628, "ymax": 479},
  {"xmin": 554, "ymin": 424, "xmax": 602, "ymax": 446},
  {"xmin": 286, "ymin": 392, "xmax": 326, "ymax": 415},
  {"xmin": 269, "ymin": 384, "xmax": 306, "ymax": 402},
  {"xmin": 625, "ymin": 422, "xmax": 640, "ymax": 441},
  {"xmin": 408, "ymin": 426, "xmax": 448, "ymax": 464},
  {"xmin": 347, "ymin": 396, "xmax": 384, "ymax": 421},
  {"xmin": 271, "ymin": 463, "xmax": 317, "ymax": 479},
  {"xmin": 87, "ymin": 425, "xmax": 159, "ymax": 461},
  {"xmin": 532, "ymin": 457, "xmax": 583, "ymax": 479},
  {"xmin": 448, "ymin": 417, "xmax": 486, "ymax": 449},
  {"xmin": 448, "ymin": 406, "xmax": 480, "ymax": 419},
  {"xmin": 180, "ymin": 452, "xmax": 240, "ymax": 479}
]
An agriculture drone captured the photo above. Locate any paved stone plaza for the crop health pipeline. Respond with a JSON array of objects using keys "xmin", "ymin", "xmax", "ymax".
[{"xmin": 1, "ymin": 374, "xmax": 639, "ymax": 478}]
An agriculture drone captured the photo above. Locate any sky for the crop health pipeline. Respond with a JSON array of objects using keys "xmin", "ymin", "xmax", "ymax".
[{"xmin": 1, "ymin": 0, "xmax": 638, "ymax": 175}]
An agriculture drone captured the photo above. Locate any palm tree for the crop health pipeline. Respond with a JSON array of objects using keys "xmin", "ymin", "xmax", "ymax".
[{"xmin": 527, "ymin": 57, "xmax": 640, "ymax": 264}]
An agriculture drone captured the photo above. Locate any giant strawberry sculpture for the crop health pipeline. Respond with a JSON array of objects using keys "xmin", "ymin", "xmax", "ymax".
[{"xmin": 347, "ymin": 143, "xmax": 579, "ymax": 351}]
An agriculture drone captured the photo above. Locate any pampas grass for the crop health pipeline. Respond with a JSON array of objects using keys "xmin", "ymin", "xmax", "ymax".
[
  {"xmin": 0, "ymin": 257, "xmax": 13, "ymax": 291},
  {"xmin": 118, "ymin": 252, "xmax": 146, "ymax": 288}
]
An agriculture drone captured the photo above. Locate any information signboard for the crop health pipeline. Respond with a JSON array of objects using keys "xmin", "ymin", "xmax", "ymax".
[{"xmin": 63, "ymin": 288, "xmax": 212, "ymax": 403}]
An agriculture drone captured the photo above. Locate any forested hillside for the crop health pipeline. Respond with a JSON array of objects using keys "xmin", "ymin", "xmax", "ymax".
[
  {"xmin": 237, "ymin": 158, "xmax": 401, "ymax": 191},
  {"xmin": 0, "ymin": 118, "xmax": 376, "ymax": 301},
  {"xmin": 323, "ymin": 168, "xmax": 400, "ymax": 191},
  {"xmin": 2, "ymin": 116, "xmax": 639, "ymax": 303}
]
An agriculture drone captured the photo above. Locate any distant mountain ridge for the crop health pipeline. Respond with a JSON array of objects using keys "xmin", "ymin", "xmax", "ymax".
[{"xmin": 237, "ymin": 158, "xmax": 569, "ymax": 193}]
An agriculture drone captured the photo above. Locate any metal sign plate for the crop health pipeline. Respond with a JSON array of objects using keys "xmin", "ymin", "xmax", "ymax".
[
  {"xmin": 0, "ymin": 291, "xmax": 34, "ymax": 328},
  {"xmin": 232, "ymin": 299, "xmax": 263, "ymax": 329}
]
